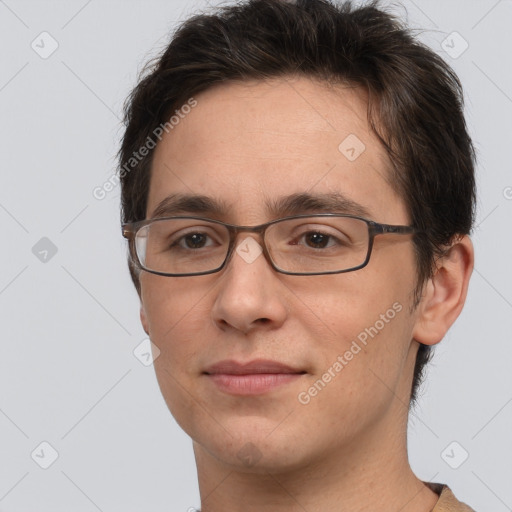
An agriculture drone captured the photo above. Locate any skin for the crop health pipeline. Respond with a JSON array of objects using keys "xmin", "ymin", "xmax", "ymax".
[{"xmin": 138, "ymin": 76, "xmax": 473, "ymax": 512}]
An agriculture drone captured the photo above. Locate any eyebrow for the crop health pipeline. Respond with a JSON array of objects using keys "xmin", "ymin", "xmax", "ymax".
[
  {"xmin": 149, "ymin": 191, "xmax": 372, "ymax": 220},
  {"xmin": 150, "ymin": 194, "xmax": 231, "ymax": 219},
  {"xmin": 267, "ymin": 191, "xmax": 372, "ymax": 219}
]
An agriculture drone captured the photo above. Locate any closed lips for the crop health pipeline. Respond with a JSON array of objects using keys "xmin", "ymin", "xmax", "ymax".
[{"xmin": 203, "ymin": 359, "xmax": 306, "ymax": 375}]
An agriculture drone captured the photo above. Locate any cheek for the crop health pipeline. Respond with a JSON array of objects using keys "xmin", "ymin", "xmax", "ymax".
[
  {"xmin": 294, "ymin": 289, "xmax": 414, "ymax": 440},
  {"xmin": 141, "ymin": 276, "xmax": 216, "ymax": 432},
  {"xmin": 142, "ymin": 273, "xmax": 203, "ymax": 325},
  {"xmin": 292, "ymin": 256, "xmax": 416, "ymax": 396},
  {"xmin": 293, "ymin": 254, "xmax": 414, "ymax": 342},
  {"xmin": 140, "ymin": 275, "xmax": 213, "ymax": 365}
]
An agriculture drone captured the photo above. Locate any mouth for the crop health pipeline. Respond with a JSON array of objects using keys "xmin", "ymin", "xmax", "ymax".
[{"xmin": 203, "ymin": 359, "xmax": 306, "ymax": 395}]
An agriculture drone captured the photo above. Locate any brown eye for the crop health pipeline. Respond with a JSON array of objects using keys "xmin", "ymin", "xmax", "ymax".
[
  {"xmin": 182, "ymin": 233, "xmax": 209, "ymax": 249},
  {"xmin": 304, "ymin": 232, "xmax": 331, "ymax": 248}
]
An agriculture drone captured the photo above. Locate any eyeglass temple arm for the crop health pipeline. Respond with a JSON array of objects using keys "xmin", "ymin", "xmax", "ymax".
[
  {"xmin": 371, "ymin": 223, "xmax": 418, "ymax": 235},
  {"xmin": 122, "ymin": 224, "xmax": 135, "ymax": 239}
]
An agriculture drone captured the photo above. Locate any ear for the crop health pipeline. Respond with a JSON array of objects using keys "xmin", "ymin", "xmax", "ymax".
[
  {"xmin": 412, "ymin": 235, "xmax": 474, "ymax": 345},
  {"xmin": 140, "ymin": 303, "xmax": 150, "ymax": 336}
]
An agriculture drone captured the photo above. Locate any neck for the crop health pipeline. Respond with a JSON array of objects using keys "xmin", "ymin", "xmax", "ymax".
[{"xmin": 193, "ymin": 401, "xmax": 439, "ymax": 512}]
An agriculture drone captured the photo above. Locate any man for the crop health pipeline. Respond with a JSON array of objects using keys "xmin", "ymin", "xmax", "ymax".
[{"xmin": 119, "ymin": 0, "xmax": 476, "ymax": 510}]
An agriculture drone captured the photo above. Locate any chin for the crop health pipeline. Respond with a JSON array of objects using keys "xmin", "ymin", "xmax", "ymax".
[
  {"xmin": 191, "ymin": 416, "xmax": 316, "ymax": 474},
  {"xmin": 199, "ymin": 437, "xmax": 310, "ymax": 475}
]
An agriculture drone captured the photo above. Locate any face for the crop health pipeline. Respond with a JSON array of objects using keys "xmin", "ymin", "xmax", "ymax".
[{"xmin": 140, "ymin": 76, "xmax": 422, "ymax": 473}]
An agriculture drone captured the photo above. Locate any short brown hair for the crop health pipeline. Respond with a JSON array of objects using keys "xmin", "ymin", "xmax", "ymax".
[{"xmin": 118, "ymin": 0, "xmax": 476, "ymax": 406}]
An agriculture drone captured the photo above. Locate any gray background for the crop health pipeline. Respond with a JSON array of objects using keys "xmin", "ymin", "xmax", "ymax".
[{"xmin": 0, "ymin": 0, "xmax": 511, "ymax": 510}]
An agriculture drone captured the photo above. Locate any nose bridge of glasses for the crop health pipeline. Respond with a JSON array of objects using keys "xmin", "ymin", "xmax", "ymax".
[
  {"xmin": 216, "ymin": 222, "xmax": 277, "ymax": 274},
  {"xmin": 229, "ymin": 222, "xmax": 268, "ymax": 243},
  {"xmin": 227, "ymin": 224, "xmax": 271, "ymax": 264}
]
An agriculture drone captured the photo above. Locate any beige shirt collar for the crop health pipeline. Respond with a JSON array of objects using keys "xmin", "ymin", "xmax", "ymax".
[
  {"xmin": 195, "ymin": 481, "xmax": 476, "ymax": 511},
  {"xmin": 426, "ymin": 482, "xmax": 476, "ymax": 512}
]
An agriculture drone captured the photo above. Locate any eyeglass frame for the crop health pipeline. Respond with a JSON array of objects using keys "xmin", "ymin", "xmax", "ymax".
[{"xmin": 122, "ymin": 213, "xmax": 419, "ymax": 277}]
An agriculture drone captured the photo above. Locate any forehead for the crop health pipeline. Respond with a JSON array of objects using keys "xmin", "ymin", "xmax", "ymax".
[{"xmin": 148, "ymin": 76, "xmax": 407, "ymax": 224}]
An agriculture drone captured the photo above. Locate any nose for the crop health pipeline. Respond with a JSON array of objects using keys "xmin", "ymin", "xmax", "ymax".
[{"xmin": 210, "ymin": 235, "xmax": 288, "ymax": 334}]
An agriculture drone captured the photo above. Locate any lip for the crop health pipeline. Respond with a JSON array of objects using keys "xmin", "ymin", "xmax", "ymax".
[
  {"xmin": 204, "ymin": 359, "xmax": 304, "ymax": 375},
  {"xmin": 203, "ymin": 359, "xmax": 306, "ymax": 395}
]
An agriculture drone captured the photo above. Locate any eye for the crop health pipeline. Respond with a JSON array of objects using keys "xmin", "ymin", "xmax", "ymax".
[
  {"xmin": 301, "ymin": 231, "xmax": 336, "ymax": 249},
  {"xmin": 174, "ymin": 231, "xmax": 215, "ymax": 250},
  {"xmin": 289, "ymin": 224, "xmax": 351, "ymax": 250},
  {"xmin": 180, "ymin": 232, "xmax": 211, "ymax": 249}
]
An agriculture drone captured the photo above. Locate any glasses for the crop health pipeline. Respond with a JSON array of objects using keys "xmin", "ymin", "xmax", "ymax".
[{"xmin": 122, "ymin": 214, "xmax": 418, "ymax": 277}]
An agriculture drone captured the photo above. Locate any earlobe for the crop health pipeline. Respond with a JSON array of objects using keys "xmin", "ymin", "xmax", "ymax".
[
  {"xmin": 140, "ymin": 304, "xmax": 150, "ymax": 336},
  {"xmin": 412, "ymin": 235, "xmax": 474, "ymax": 346}
]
